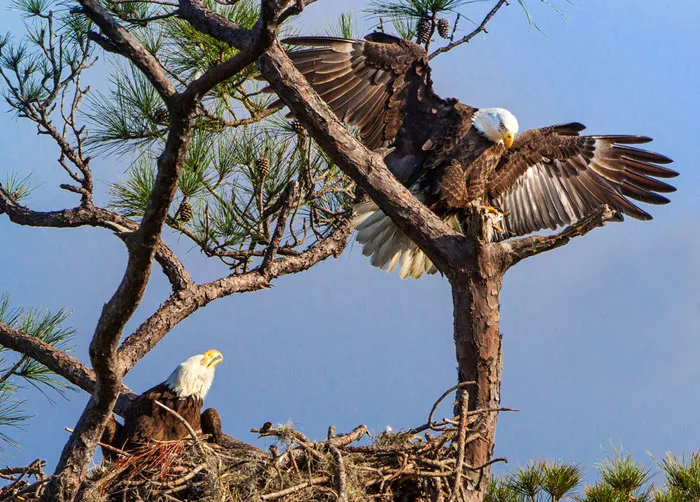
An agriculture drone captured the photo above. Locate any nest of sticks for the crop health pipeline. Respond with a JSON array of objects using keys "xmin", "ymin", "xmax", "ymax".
[{"xmin": 3, "ymin": 384, "xmax": 514, "ymax": 502}]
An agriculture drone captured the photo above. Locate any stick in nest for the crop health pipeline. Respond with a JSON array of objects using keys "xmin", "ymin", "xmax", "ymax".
[
  {"xmin": 330, "ymin": 446, "xmax": 347, "ymax": 502},
  {"xmin": 154, "ymin": 400, "xmax": 200, "ymax": 443},
  {"xmin": 65, "ymin": 427, "xmax": 130, "ymax": 458},
  {"xmin": 418, "ymin": 381, "xmax": 476, "ymax": 434},
  {"xmin": 448, "ymin": 388, "xmax": 470, "ymax": 502}
]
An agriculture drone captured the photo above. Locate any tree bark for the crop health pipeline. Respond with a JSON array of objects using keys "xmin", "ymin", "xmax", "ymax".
[{"xmin": 446, "ymin": 213, "xmax": 507, "ymax": 500}]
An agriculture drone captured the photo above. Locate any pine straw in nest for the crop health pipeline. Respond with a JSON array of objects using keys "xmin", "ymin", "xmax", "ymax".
[{"xmin": 18, "ymin": 384, "xmax": 516, "ymax": 502}]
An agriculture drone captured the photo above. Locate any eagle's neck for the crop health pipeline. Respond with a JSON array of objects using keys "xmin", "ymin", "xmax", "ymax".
[{"xmin": 164, "ymin": 364, "xmax": 214, "ymax": 400}]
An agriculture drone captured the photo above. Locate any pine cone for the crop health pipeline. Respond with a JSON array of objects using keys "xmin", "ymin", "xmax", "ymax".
[
  {"xmin": 437, "ymin": 18, "xmax": 450, "ymax": 39},
  {"xmin": 416, "ymin": 17, "xmax": 431, "ymax": 45},
  {"xmin": 256, "ymin": 156, "xmax": 270, "ymax": 179},
  {"xmin": 177, "ymin": 200, "xmax": 193, "ymax": 224},
  {"xmin": 291, "ymin": 120, "xmax": 305, "ymax": 136},
  {"xmin": 153, "ymin": 107, "xmax": 169, "ymax": 125}
]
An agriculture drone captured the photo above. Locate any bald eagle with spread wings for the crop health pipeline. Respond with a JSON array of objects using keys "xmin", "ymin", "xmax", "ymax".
[
  {"xmin": 102, "ymin": 350, "xmax": 224, "ymax": 456},
  {"xmin": 270, "ymin": 33, "xmax": 677, "ymax": 279}
]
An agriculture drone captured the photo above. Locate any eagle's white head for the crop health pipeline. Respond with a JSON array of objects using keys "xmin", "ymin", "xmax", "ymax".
[
  {"xmin": 164, "ymin": 349, "xmax": 223, "ymax": 400},
  {"xmin": 472, "ymin": 108, "xmax": 519, "ymax": 149}
]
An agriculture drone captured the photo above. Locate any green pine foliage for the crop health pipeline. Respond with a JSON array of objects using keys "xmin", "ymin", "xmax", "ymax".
[
  {"xmin": 654, "ymin": 453, "xmax": 700, "ymax": 501},
  {"xmin": 596, "ymin": 450, "xmax": 652, "ymax": 501},
  {"xmin": 485, "ymin": 452, "xmax": 700, "ymax": 502},
  {"xmin": 78, "ymin": 0, "xmax": 354, "ymax": 272},
  {"xmin": 0, "ymin": 294, "xmax": 75, "ymax": 454}
]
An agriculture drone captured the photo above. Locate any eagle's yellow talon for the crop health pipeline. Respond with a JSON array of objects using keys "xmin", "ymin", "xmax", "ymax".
[{"xmin": 480, "ymin": 205, "xmax": 502, "ymax": 215}]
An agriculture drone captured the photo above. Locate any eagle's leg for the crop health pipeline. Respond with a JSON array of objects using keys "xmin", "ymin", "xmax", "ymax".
[
  {"xmin": 478, "ymin": 205, "xmax": 506, "ymax": 233},
  {"xmin": 100, "ymin": 415, "xmax": 124, "ymax": 462},
  {"xmin": 479, "ymin": 205, "xmax": 501, "ymax": 215}
]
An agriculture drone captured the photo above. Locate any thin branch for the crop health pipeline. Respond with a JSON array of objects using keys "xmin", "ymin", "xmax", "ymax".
[
  {"xmin": 76, "ymin": 0, "xmax": 177, "ymax": 101},
  {"xmin": 64, "ymin": 428, "xmax": 129, "ymax": 458},
  {"xmin": 118, "ymin": 9, "xmax": 181, "ymax": 25},
  {"xmin": 424, "ymin": 381, "xmax": 476, "ymax": 433},
  {"xmin": 0, "ymin": 355, "xmax": 27, "ymax": 386},
  {"xmin": 502, "ymin": 205, "xmax": 618, "ymax": 268},
  {"xmin": 429, "ymin": 0, "xmax": 510, "ymax": 60}
]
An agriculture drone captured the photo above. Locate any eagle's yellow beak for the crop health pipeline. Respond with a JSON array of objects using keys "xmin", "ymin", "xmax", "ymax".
[
  {"xmin": 203, "ymin": 349, "xmax": 224, "ymax": 368},
  {"xmin": 502, "ymin": 131, "xmax": 514, "ymax": 149}
]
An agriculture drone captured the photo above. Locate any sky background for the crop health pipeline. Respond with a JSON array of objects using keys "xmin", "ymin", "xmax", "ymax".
[{"xmin": 1, "ymin": 0, "xmax": 699, "ymax": 488}]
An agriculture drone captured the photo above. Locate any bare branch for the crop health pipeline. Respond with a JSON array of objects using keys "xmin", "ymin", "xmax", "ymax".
[
  {"xmin": 76, "ymin": 0, "xmax": 177, "ymax": 101},
  {"xmin": 0, "ymin": 323, "xmax": 136, "ymax": 416},
  {"xmin": 429, "ymin": 0, "xmax": 510, "ymax": 60},
  {"xmin": 502, "ymin": 205, "xmax": 618, "ymax": 268}
]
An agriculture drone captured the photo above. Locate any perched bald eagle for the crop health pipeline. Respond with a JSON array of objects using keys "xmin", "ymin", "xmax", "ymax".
[
  {"xmin": 102, "ymin": 350, "xmax": 223, "ymax": 456},
  {"xmin": 272, "ymin": 33, "xmax": 677, "ymax": 279}
]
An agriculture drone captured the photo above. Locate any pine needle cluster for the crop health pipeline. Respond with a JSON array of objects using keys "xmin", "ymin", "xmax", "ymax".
[
  {"xmin": 486, "ymin": 450, "xmax": 700, "ymax": 502},
  {"xmin": 0, "ymin": 294, "xmax": 75, "ymax": 454}
]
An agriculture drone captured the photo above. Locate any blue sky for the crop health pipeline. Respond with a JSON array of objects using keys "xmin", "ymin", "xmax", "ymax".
[{"xmin": 1, "ymin": 0, "xmax": 698, "ymax": 486}]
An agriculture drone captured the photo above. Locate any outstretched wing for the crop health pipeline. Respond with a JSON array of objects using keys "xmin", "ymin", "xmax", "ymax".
[
  {"xmin": 489, "ymin": 123, "xmax": 677, "ymax": 237},
  {"xmin": 268, "ymin": 33, "xmax": 445, "ymax": 152}
]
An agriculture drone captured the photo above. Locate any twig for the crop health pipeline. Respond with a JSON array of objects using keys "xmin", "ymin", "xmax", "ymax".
[
  {"xmin": 429, "ymin": 0, "xmax": 510, "ymax": 59},
  {"xmin": 420, "ymin": 381, "xmax": 476, "ymax": 434},
  {"xmin": 154, "ymin": 401, "xmax": 200, "ymax": 443},
  {"xmin": 64, "ymin": 428, "xmax": 130, "ymax": 458},
  {"xmin": 260, "ymin": 475, "xmax": 328, "ymax": 500},
  {"xmin": 0, "ymin": 355, "xmax": 28, "ymax": 386},
  {"xmin": 467, "ymin": 457, "xmax": 508, "ymax": 489}
]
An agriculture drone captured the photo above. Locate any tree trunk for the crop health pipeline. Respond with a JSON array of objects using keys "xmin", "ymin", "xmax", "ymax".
[{"xmin": 449, "ymin": 214, "xmax": 506, "ymax": 500}]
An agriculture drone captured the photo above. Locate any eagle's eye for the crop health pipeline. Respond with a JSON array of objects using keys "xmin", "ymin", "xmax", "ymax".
[
  {"xmin": 499, "ymin": 123, "xmax": 506, "ymax": 131},
  {"xmin": 200, "ymin": 357, "xmax": 208, "ymax": 366}
]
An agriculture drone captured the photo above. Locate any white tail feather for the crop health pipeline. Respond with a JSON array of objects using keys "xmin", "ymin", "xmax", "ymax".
[{"xmin": 351, "ymin": 199, "xmax": 451, "ymax": 280}]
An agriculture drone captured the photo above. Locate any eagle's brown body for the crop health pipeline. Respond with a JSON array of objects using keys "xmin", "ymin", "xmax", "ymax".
[
  {"xmin": 100, "ymin": 383, "xmax": 205, "ymax": 459},
  {"xmin": 119, "ymin": 383, "xmax": 203, "ymax": 448},
  {"xmin": 274, "ymin": 33, "xmax": 677, "ymax": 277}
]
